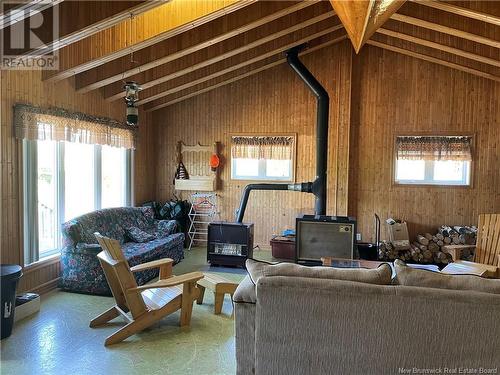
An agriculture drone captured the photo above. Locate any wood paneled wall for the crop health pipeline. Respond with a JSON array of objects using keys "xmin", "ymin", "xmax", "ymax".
[
  {"xmin": 349, "ymin": 44, "xmax": 500, "ymax": 243},
  {"xmin": 1, "ymin": 35, "xmax": 498, "ymax": 292},
  {"xmin": 0, "ymin": 69, "xmax": 154, "ymax": 292},
  {"xmin": 153, "ymin": 41, "xmax": 353, "ymax": 246},
  {"xmin": 153, "ymin": 39, "xmax": 499, "ymax": 247}
]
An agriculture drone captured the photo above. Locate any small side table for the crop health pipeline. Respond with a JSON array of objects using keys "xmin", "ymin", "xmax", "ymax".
[
  {"xmin": 441, "ymin": 244, "xmax": 476, "ymax": 261},
  {"xmin": 196, "ymin": 273, "xmax": 238, "ymax": 315}
]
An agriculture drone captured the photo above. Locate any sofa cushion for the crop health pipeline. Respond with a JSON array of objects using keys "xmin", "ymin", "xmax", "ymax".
[
  {"xmin": 246, "ymin": 258, "xmax": 392, "ymax": 286},
  {"xmin": 126, "ymin": 226, "xmax": 156, "ymax": 243},
  {"xmin": 122, "ymin": 233, "xmax": 185, "ymax": 259},
  {"xmin": 155, "ymin": 220, "xmax": 178, "ymax": 238},
  {"xmin": 394, "ymin": 259, "xmax": 500, "ymax": 294},
  {"xmin": 64, "ymin": 207, "xmax": 156, "ymax": 244}
]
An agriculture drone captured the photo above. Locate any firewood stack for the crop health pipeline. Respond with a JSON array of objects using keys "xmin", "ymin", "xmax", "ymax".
[
  {"xmin": 438, "ymin": 225, "xmax": 477, "ymax": 246},
  {"xmin": 438, "ymin": 225, "xmax": 477, "ymax": 260},
  {"xmin": 378, "ymin": 225, "xmax": 477, "ymax": 264}
]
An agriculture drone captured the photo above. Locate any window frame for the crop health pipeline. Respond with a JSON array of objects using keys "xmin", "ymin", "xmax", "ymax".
[
  {"xmin": 230, "ymin": 133, "xmax": 297, "ymax": 183},
  {"xmin": 22, "ymin": 140, "xmax": 133, "ymax": 266},
  {"xmin": 392, "ymin": 132, "xmax": 475, "ymax": 189}
]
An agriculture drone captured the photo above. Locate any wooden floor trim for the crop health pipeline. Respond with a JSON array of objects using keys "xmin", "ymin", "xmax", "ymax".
[{"xmin": 29, "ymin": 278, "xmax": 61, "ymax": 295}]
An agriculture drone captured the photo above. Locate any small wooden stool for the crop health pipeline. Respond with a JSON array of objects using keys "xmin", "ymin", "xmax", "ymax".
[
  {"xmin": 441, "ymin": 244, "xmax": 476, "ymax": 261},
  {"xmin": 196, "ymin": 273, "xmax": 238, "ymax": 315}
]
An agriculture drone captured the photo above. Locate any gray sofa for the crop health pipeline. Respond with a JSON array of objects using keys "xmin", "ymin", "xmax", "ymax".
[{"xmin": 234, "ymin": 260, "xmax": 500, "ymax": 375}]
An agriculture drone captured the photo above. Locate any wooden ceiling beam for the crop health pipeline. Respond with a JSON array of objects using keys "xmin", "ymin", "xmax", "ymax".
[
  {"xmin": 410, "ymin": 0, "xmax": 500, "ymax": 26},
  {"xmin": 138, "ymin": 25, "xmax": 344, "ymax": 105},
  {"xmin": 43, "ymin": 0, "xmax": 256, "ymax": 82},
  {"xmin": 377, "ymin": 28, "xmax": 500, "ymax": 68},
  {"xmin": 329, "ymin": 0, "xmax": 406, "ymax": 53},
  {"xmin": 0, "ymin": 0, "xmax": 63, "ymax": 29},
  {"xmin": 144, "ymin": 35, "xmax": 348, "ymax": 112},
  {"xmin": 19, "ymin": 1, "xmax": 164, "ymax": 57},
  {"xmin": 367, "ymin": 40, "xmax": 500, "ymax": 82},
  {"xmin": 104, "ymin": 10, "xmax": 337, "ymax": 102},
  {"xmin": 48, "ymin": 1, "xmax": 164, "ymax": 54},
  {"xmin": 391, "ymin": 13, "xmax": 500, "ymax": 48},
  {"xmin": 75, "ymin": 1, "xmax": 319, "ymax": 94}
]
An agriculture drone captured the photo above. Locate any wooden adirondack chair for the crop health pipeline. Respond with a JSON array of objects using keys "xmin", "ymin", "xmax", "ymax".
[
  {"xmin": 442, "ymin": 214, "xmax": 500, "ymax": 277},
  {"xmin": 90, "ymin": 233, "xmax": 204, "ymax": 346},
  {"xmin": 474, "ymin": 214, "xmax": 500, "ymax": 267}
]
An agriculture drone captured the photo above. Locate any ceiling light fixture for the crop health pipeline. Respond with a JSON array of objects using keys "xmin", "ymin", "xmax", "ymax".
[{"xmin": 124, "ymin": 81, "xmax": 141, "ymax": 126}]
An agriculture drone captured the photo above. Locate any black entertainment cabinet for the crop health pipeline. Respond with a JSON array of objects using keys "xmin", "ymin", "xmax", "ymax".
[{"xmin": 207, "ymin": 222, "xmax": 254, "ymax": 267}]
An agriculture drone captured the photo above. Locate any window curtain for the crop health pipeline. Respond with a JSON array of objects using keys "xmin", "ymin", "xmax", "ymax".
[
  {"xmin": 14, "ymin": 103, "xmax": 136, "ymax": 149},
  {"xmin": 231, "ymin": 136, "xmax": 295, "ymax": 160},
  {"xmin": 396, "ymin": 136, "xmax": 472, "ymax": 161}
]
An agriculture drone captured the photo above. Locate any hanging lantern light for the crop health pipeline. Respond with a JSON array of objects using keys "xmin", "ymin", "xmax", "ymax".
[{"xmin": 124, "ymin": 81, "xmax": 141, "ymax": 126}]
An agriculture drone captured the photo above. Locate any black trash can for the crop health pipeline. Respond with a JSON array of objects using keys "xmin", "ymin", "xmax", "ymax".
[
  {"xmin": 357, "ymin": 242, "xmax": 379, "ymax": 261},
  {"xmin": 1, "ymin": 264, "xmax": 23, "ymax": 339}
]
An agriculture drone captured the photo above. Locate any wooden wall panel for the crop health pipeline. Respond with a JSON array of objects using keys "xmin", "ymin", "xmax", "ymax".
[
  {"xmin": 153, "ymin": 41, "xmax": 353, "ymax": 246},
  {"xmin": 348, "ymin": 45, "xmax": 500, "ymax": 243},
  {"xmin": 0, "ymin": 69, "xmax": 154, "ymax": 292},
  {"xmin": 153, "ymin": 38, "xmax": 499, "ymax": 248}
]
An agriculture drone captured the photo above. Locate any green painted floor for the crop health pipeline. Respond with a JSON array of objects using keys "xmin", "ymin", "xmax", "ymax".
[{"xmin": 0, "ymin": 247, "xmax": 274, "ymax": 375}]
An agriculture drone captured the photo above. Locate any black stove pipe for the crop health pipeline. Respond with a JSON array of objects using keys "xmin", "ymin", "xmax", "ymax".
[
  {"xmin": 286, "ymin": 45, "xmax": 329, "ymax": 215},
  {"xmin": 235, "ymin": 45, "xmax": 329, "ymax": 223},
  {"xmin": 235, "ymin": 182, "xmax": 312, "ymax": 223}
]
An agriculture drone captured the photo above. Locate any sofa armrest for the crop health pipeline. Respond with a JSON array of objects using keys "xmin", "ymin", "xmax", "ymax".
[
  {"xmin": 156, "ymin": 220, "xmax": 178, "ymax": 238},
  {"xmin": 71, "ymin": 243, "xmax": 102, "ymax": 255},
  {"xmin": 233, "ymin": 275, "xmax": 256, "ymax": 304}
]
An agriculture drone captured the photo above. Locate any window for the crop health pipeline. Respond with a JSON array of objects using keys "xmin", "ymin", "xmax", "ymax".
[
  {"xmin": 231, "ymin": 135, "xmax": 296, "ymax": 181},
  {"xmin": 101, "ymin": 145, "xmax": 129, "ymax": 208},
  {"xmin": 23, "ymin": 140, "xmax": 132, "ymax": 264},
  {"xmin": 394, "ymin": 135, "xmax": 472, "ymax": 186}
]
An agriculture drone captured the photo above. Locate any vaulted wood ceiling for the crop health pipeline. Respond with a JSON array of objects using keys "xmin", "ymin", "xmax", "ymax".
[{"xmin": 6, "ymin": 0, "xmax": 499, "ymax": 113}]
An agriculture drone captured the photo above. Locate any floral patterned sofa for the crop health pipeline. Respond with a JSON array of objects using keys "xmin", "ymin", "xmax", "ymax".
[{"xmin": 60, "ymin": 207, "xmax": 185, "ymax": 295}]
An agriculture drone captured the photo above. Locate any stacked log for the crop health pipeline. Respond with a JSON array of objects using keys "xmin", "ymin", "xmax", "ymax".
[
  {"xmin": 438, "ymin": 225, "xmax": 477, "ymax": 246},
  {"xmin": 378, "ymin": 224, "xmax": 477, "ymax": 264},
  {"xmin": 412, "ymin": 232, "xmax": 452, "ymax": 265},
  {"xmin": 378, "ymin": 241, "xmax": 398, "ymax": 260},
  {"xmin": 379, "ymin": 231, "xmax": 454, "ymax": 264}
]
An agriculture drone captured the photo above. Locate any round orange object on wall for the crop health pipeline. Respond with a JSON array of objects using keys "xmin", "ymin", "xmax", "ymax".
[{"xmin": 209, "ymin": 154, "xmax": 220, "ymax": 168}]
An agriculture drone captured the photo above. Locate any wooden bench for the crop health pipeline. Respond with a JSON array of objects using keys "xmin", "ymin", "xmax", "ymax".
[
  {"xmin": 441, "ymin": 244, "xmax": 476, "ymax": 262},
  {"xmin": 196, "ymin": 273, "xmax": 239, "ymax": 315}
]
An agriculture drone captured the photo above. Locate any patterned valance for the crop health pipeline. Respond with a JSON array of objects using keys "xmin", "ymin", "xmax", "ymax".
[
  {"xmin": 231, "ymin": 135, "xmax": 295, "ymax": 160},
  {"xmin": 396, "ymin": 136, "xmax": 472, "ymax": 161},
  {"xmin": 14, "ymin": 103, "xmax": 136, "ymax": 149}
]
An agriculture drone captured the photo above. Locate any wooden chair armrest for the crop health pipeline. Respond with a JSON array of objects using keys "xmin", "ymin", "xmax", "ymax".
[
  {"xmin": 131, "ymin": 272, "xmax": 204, "ymax": 291},
  {"xmin": 130, "ymin": 258, "xmax": 174, "ymax": 272},
  {"xmin": 130, "ymin": 258, "xmax": 174, "ymax": 279}
]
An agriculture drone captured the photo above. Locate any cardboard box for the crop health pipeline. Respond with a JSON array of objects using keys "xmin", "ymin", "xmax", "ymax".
[
  {"xmin": 15, "ymin": 294, "xmax": 40, "ymax": 322},
  {"xmin": 388, "ymin": 221, "xmax": 410, "ymax": 250}
]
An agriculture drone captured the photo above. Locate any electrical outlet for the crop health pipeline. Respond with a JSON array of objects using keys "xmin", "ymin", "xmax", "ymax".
[{"xmin": 356, "ymin": 233, "xmax": 362, "ymax": 241}]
